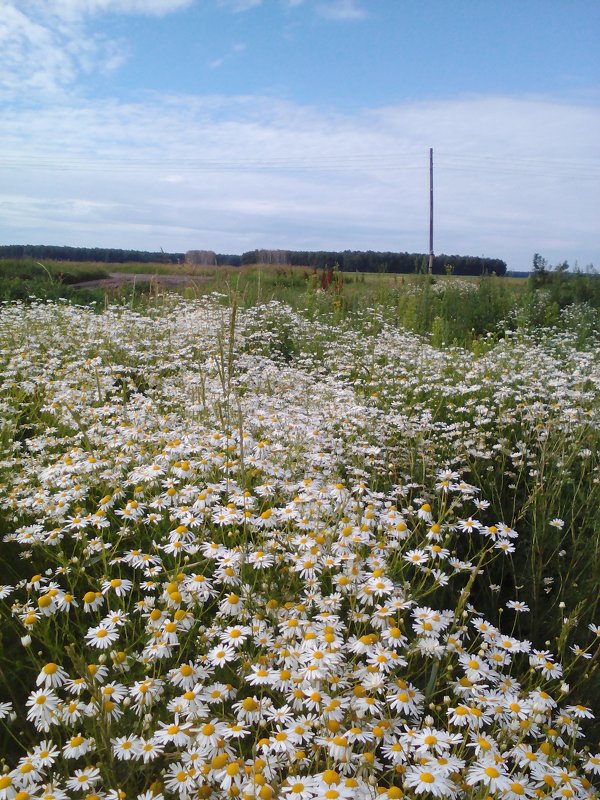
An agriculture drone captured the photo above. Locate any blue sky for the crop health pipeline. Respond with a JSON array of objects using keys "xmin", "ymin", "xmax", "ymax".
[{"xmin": 1, "ymin": 0, "xmax": 599, "ymax": 270}]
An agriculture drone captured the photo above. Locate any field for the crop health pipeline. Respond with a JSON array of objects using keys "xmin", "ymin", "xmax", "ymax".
[{"xmin": 0, "ymin": 264, "xmax": 599, "ymax": 798}]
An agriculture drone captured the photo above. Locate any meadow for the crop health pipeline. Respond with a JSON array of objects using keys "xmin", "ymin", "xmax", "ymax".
[{"xmin": 0, "ymin": 264, "xmax": 599, "ymax": 799}]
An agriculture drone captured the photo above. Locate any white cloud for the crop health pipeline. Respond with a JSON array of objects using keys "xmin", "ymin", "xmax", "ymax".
[
  {"xmin": 0, "ymin": 0, "xmax": 374, "ymax": 102},
  {"xmin": 216, "ymin": 0, "xmax": 263, "ymax": 11},
  {"xmin": 0, "ymin": 94, "xmax": 598, "ymax": 269},
  {"xmin": 317, "ymin": 0, "xmax": 367, "ymax": 21},
  {"xmin": 0, "ymin": 5, "xmax": 78, "ymax": 99},
  {"xmin": 0, "ymin": 0, "xmax": 192, "ymax": 100},
  {"xmin": 40, "ymin": 0, "xmax": 194, "ymax": 18}
]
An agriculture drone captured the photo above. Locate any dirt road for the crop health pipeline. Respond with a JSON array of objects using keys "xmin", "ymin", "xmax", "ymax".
[{"xmin": 71, "ymin": 272, "xmax": 209, "ymax": 289}]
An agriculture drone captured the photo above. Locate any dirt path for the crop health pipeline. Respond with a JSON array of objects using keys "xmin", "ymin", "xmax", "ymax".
[{"xmin": 71, "ymin": 272, "xmax": 210, "ymax": 289}]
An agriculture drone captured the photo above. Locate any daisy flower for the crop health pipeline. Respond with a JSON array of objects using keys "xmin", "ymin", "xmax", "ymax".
[
  {"xmin": 31, "ymin": 740, "xmax": 60, "ymax": 768},
  {"xmin": 466, "ymin": 757, "xmax": 511, "ymax": 793},
  {"xmin": 503, "ymin": 776, "xmax": 536, "ymax": 799},
  {"xmin": 583, "ymin": 753, "xmax": 600, "ymax": 775},
  {"xmin": 133, "ymin": 738, "xmax": 164, "ymax": 763},
  {"xmin": 101, "ymin": 577, "xmax": 133, "ymax": 597},
  {"xmin": 281, "ymin": 778, "xmax": 315, "ymax": 799},
  {"xmin": 163, "ymin": 763, "xmax": 198, "ymax": 795},
  {"xmin": 403, "ymin": 764, "xmax": 455, "ymax": 797},
  {"xmin": 65, "ymin": 766, "xmax": 101, "ymax": 792},
  {"xmin": 26, "ymin": 689, "xmax": 59, "ymax": 731},
  {"xmin": 111, "ymin": 735, "xmax": 140, "ymax": 761},
  {"xmin": 506, "ymin": 599, "xmax": 530, "ymax": 612},
  {"xmin": 84, "ymin": 622, "xmax": 120, "ymax": 649},
  {"xmin": 62, "ymin": 733, "xmax": 94, "ymax": 759},
  {"xmin": 207, "ymin": 644, "xmax": 237, "ymax": 667},
  {"xmin": 36, "ymin": 662, "xmax": 69, "ymax": 690}
]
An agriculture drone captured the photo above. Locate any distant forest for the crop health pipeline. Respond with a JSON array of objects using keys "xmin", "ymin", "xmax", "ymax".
[
  {"xmin": 238, "ymin": 249, "xmax": 507, "ymax": 276},
  {"xmin": 0, "ymin": 244, "xmax": 507, "ymax": 276},
  {"xmin": 0, "ymin": 244, "xmax": 183, "ymax": 265}
]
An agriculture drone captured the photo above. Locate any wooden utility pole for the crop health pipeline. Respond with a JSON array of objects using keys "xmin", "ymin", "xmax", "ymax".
[{"xmin": 428, "ymin": 147, "xmax": 434, "ymax": 275}]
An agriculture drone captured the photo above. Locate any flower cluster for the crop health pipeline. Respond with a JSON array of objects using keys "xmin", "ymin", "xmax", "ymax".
[{"xmin": 0, "ymin": 298, "xmax": 598, "ymax": 800}]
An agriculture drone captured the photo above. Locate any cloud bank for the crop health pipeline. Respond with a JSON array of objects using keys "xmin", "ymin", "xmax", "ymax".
[
  {"xmin": 0, "ymin": 93, "xmax": 598, "ymax": 269},
  {"xmin": 0, "ymin": 0, "xmax": 598, "ymax": 269}
]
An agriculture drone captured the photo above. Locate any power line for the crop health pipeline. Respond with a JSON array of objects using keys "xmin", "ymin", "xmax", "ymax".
[{"xmin": 0, "ymin": 150, "xmax": 598, "ymax": 177}]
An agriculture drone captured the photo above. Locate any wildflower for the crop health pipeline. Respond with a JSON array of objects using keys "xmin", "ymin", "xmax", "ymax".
[
  {"xmin": 219, "ymin": 624, "xmax": 251, "ymax": 647},
  {"xmin": 65, "ymin": 766, "xmax": 101, "ymax": 792},
  {"xmin": 86, "ymin": 663, "xmax": 108, "ymax": 683},
  {"xmin": 31, "ymin": 740, "xmax": 60, "ymax": 768},
  {"xmin": 153, "ymin": 717, "xmax": 195, "ymax": 747},
  {"xmin": 169, "ymin": 662, "xmax": 203, "ymax": 690},
  {"xmin": 101, "ymin": 577, "xmax": 133, "ymax": 597},
  {"xmin": 36, "ymin": 663, "xmax": 69, "ymax": 689},
  {"xmin": 458, "ymin": 518, "xmax": 481, "ymax": 533},
  {"xmin": 82, "ymin": 591, "xmax": 104, "ymax": 612},
  {"xmin": 220, "ymin": 592, "xmax": 243, "ymax": 615},
  {"xmin": 404, "ymin": 549, "xmax": 429, "ymax": 566},
  {"xmin": 36, "ymin": 782, "xmax": 70, "ymax": 800},
  {"xmin": 569, "ymin": 643, "xmax": 592, "ymax": 659},
  {"xmin": 281, "ymin": 778, "xmax": 315, "ymax": 799},
  {"xmin": 466, "ymin": 757, "xmax": 511, "ymax": 792},
  {"xmin": 222, "ymin": 721, "xmax": 250, "ymax": 740},
  {"xmin": 506, "ymin": 600, "xmax": 530, "ymax": 612},
  {"xmin": 539, "ymin": 659, "xmax": 563, "ymax": 679},
  {"xmin": 495, "ymin": 539, "xmax": 516, "ymax": 554},
  {"xmin": 207, "ymin": 644, "xmax": 237, "ymax": 667},
  {"xmin": 413, "ymin": 727, "xmax": 462, "ymax": 755},
  {"xmin": 163, "ymin": 763, "xmax": 198, "ymax": 795},
  {"xmin": 0, "ymin": 775, "xmax": 16, "ymax": 800},
  {"xmin": 583, "ymin": 753, "xmax": 600, "ymax": 775},
  {"xmin": 388, "ymin": 682, "xmax": 424, "ymax": 717},
  {"xmin": 26, "ymin": 689, "xmax": 59, "ymax": 731},
  {"xmin": 133, "ymin": 738, "xmax": 164, "ymax": 763},
  {"xmin": 246, "ymin": 665, "xmax": 273, "ymax": 686},
  {"xmin": 112, "ymin": 735, "xmax": 140, "ymax": 761},
  {"xmin": 564, "ymin": 703, "xmax": 594, "ymax": 719},
  {"xmin": 403, "ymin": 764, "xmax": 455, "ymax": 797},
  {"xmin": 196, "ymin": 719, "xmax": 226, "ymax": 749},
  {"xmin": 84, "ymin": 622, "xmax": 119, "ymax": 649},
  {"xmin": 62, "ymin": 733, "xmax": 94, "ymax": 759},
  {"xmin": 130, "ymin": 678, "xmax": 164, "ymax": 710},
  {"xmin": 504, "ymin": 776, "xmax": 536, "ymax": 799}
]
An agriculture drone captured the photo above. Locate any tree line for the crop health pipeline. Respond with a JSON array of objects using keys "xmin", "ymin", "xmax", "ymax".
[
  {"xmin": 0, "ymin": 244, "xmax": 506, "ymax": 276},
  {"xmin": 0, "ymin": 244, "xmax": 184, "ymax": 264},
  {"xmin": 239, "ymin": 249, "xmax": 507, "ymax": 276}
]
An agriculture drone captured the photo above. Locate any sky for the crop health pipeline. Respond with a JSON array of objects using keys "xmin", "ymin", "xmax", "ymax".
[{"xmin": 0, "ymin": 0, "xmax": 599, "ymax": 271}]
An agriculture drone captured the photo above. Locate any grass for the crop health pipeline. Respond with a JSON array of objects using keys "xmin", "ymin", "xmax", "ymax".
[{"xmin": 2, "ymin": 258, "xmax": 599, "ymax": 348}]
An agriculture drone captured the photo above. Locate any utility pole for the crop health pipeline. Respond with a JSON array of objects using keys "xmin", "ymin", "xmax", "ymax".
[{"xmin": 428, "ymin": 147, "xmax": 434, "ymax": 275}]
